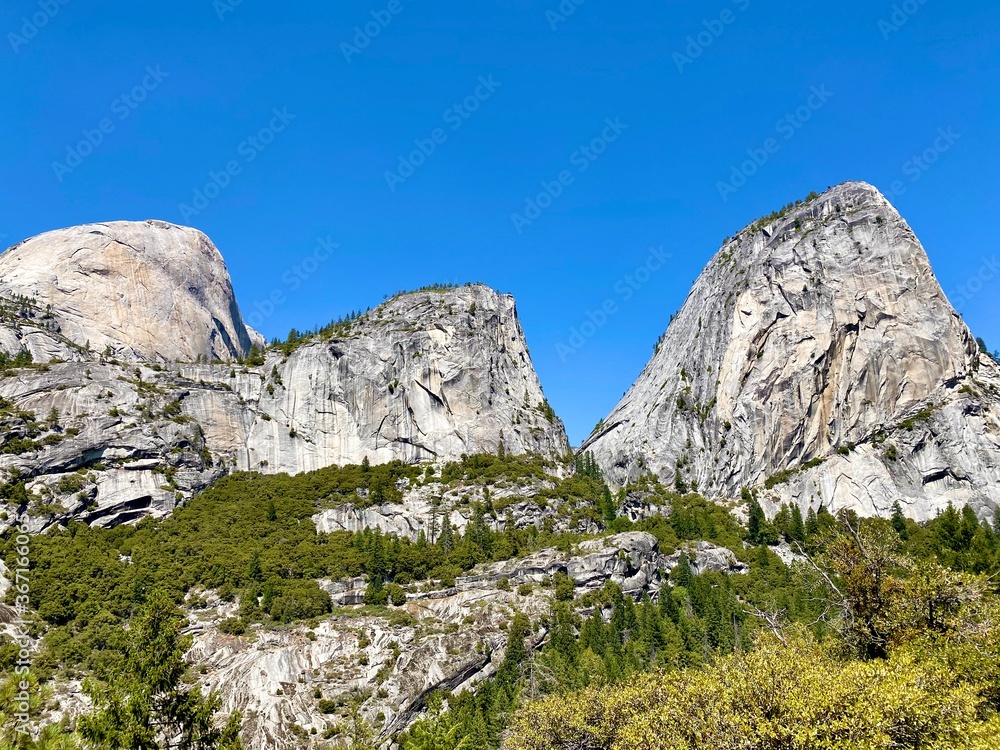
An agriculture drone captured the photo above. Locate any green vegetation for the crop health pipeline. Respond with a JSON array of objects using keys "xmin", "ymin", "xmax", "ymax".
[
  {"xmin": 268, "ymin": 283, "xmax": 486, "ymax": 356},
  {"xmin": 6, "ymin": 454, "xmax": 622, "ymax": 679},
  {"xmin": 404, "ymin": 500, "xmax": 1000, "ymax": 750},
  {"xmin": 10, "ymin": 442, "xmax": 1000, "ymax": 749},
  {"xmin": 898, "ymin": 403, "xmax": 936, "ymax": 430},
  {"xmin": 78, "ymin": 591, "xmax": 242, "ymax": 750},
  {"xmin": 0, "ymin": 350, "xmax": 33, "ymax": 373},
  {"xmin": 763, "ymin": 455, "xmax": 824, "ymax": 489},
  {"xmin": 0, "ymin": 398, "xmax": 66, "ymax": 456},
  {"xmin": 438, "ymin": 452, "xmax": 552, "ymax": 485},
  {"xmin": 270, "ymin": 309, "xmax": 369, "ymax": 354},
  {"xmin": 975, "ymin": 336, "xmax": 999, "ymax": 362},
  {"xmin": 747, "ymin": 190, "xmax": 821, "ymax": 234}
]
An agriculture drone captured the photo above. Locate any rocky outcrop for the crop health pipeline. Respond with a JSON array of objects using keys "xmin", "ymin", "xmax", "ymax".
[
  {"xmin": 181, "ymin": 532, "xmax": 742, "ymax": 750},
  {"xmin": 219, "ymin": 284, "xmax": 569, "ymax": 471},
  {"xmin": 0, "ymin": 221, "xmax": 258, "ymax": 363},
  {"xmin": 19, "ymin": 510, "xmax": 747, "ymax": 750},
  {"xmin": 186, "ymin": 587, "xmax": 550, "ymax": 750},
  {"xmin": 582, "ymin": 181, "xmax": 1000, "ymax": 521},
  {"xmin": 311, "ymin": 474, "xmax": 591, "ymax": 542},
  {"xmin": 457, "ymin": 532, "xmax": 746, "ymax": 595},
  {"xmin": 0, "ymin": 224, "xmax": 568, "ymax": 528}
]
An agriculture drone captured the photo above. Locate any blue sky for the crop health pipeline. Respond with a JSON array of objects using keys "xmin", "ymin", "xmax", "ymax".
[{"xmin": 2, "ymin": 0, "xmax": 998, "ymax": 445}]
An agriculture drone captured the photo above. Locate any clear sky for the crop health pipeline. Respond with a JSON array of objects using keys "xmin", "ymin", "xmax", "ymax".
[{"xmin": 2, "ymin": 0, "xmax": 998, "ymax": 445}]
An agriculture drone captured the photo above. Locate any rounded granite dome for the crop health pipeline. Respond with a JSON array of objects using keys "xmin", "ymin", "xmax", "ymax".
[{"xmin": 0, "ymin": 220, "xmax": 257, "ymax": 362}]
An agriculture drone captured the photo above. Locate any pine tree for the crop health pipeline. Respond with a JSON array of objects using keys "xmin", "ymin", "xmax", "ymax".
[
  {"xmin": 671, "ymin": 553, "xmax": 693, "ymax": 589},
  {"xmin": 601, "ymin": 485, "xmax": 617, "ymax": 524},
  {"xmin": 0, "ymin": 673, "xmax": 79, "ymax": 749},
  {"xmin": 428, "ymin": 502, "xmax": 440, "ymax": 545},
  {"xmin": 789, "ymin": 505, "xmax": 806, "ymax": 543},
  {"xmin": 246, "ymin": 552, "xmax": 262, "ymax": 583},
  {"xmin": 891, "ymin": 501, "xmax": 908, "ymax": 539},
  {"xmin": 805, "ymin": 506, "xmax": 819, "ymax": 537},
  {"xmin": 440, "ymin": 516, "xmax": 455, "ymax": 554},
  {"xmin": 498, "ymin": 613, "xmax": 531, "ymax": 688},
  {"xmin": 748, "ymin": 497, "xmax": 766, "ymax": 545},
  {"xmin": 78, "ymin": 592, "xmax": 243, "ymax": 750}
]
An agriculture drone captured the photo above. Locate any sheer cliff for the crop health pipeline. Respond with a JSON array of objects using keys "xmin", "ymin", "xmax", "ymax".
[
  {"xmin": 582, "ymin": 181, "xmax": 1000, "ymax": 520},
  {"xmin": 0, "ymin": 223, "xmax": 568, "ymax": 529}
]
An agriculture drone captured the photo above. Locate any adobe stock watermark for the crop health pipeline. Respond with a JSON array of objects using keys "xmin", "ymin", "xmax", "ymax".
[
  {"xmin": 546, "ymin": 0, "xmax": 586, "ymax": 31},
  {"xmin": 244, "ymin": 236, "xmax": 339, "ymax": 329},
  {"xmin": 510, "ymin": 117, "xmax": 628, "ymax": 234},
  {"xmin": 8, "ymin": 0, "xmax": 72, "ymax": 53},
  {"xmin": 341, "ymin": 0, "xmax": 409, "ymax": 63},
  {"xmin": 948, "ymin": 256, "xmax": 998, "ymax": 314},
  {"xmin": 52, "ymin": 66, "xmax": 170, "ymax": 183},
  {"xmin": 882, "ymin": 127, "xmax": 960, "ymax": 202},
  {"xmin": 214, "ymin": 0, "xmax": 243, "ymax": 20},
  {"xmin": 385, "ymin": 75, "xmax": 502, "ymax": 192},
  {"xmin": 716, "ymin": 85, "xmax": 833, "ymax": 201},
  {"xmin": 878, "ymin": 0, "xmax": 930, "ymax": 41},
  {"xmin": 178, "ymin": 107, "xmax": 296, "ymax": 222},
  {"xmin": 556, "ymin": 245, "xmax": 671, "ymax": 361},
  {"xmin": 674, "ymin": 0, "xmax": 752, "ymax": 73},
  {"xmin": 9, "ymin": 523, "xmax": 34, "ymax": 738}
]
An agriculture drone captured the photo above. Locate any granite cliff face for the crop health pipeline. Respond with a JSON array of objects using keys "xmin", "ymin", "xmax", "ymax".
[
  {"xmin": 0, "ymin": 221, "xmax": 259, "ymax": 363},
  {"xmin": 582, "ymin": 181, "xmax": 1000, "ymax": 520},
  {"xmin": 218, "ymin": 284, "xmax": 570, "ymax": 473},
  {"xmin": 0, "ymin": 223, "xmax": 568, "ymax": 529}
]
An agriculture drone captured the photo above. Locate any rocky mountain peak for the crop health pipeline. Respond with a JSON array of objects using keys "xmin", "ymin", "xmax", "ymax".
[
  {"xmin": 583, "ymin": 180, "xmax": 999, "ymax": 520},
  {"xmin": 226, "ymin": 281, "xmax": 569, "ymax": 473},
  {"xmin": 0, "ymin": 220, "xmax": 258, "ymax": 362}
]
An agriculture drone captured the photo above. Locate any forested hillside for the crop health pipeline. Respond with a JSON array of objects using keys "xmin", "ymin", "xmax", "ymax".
[{"xmin": 5, "ymin": 449, "xmax": 999, "ymax": 748}]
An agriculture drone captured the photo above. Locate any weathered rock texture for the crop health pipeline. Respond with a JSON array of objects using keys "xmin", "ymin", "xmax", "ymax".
[
  {"xmin": 180, "ymin": 533, "xmax": 740, "ymax": 750},
  {"xmin": 222, "ymin": 284, "xmax": 569, "ymax": 472},
  {"xmin": 0, "ymin": 223, "xmax": 568, "ymax": 528},
  {"xmin": 582, "ymin": 181, "xmax": 1000, "ymax": 521},
  {"xmin": 0, "ymin": 221, "xmax": 257, "ymax": 362}
]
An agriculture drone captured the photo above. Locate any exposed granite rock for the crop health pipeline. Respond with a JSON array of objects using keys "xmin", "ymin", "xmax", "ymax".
[
  {"xmin": 0, "ymin": 225, "xmax": 568, "ymax": 528},
  {"xmin": 180, "ymin": 533, "xmax": 742, "ymax": 750},
  {"xmin": 310, "ymin": 474, "xmax": 595, "ymax": 543},
  {"xmin": 457, "ymin": 532, "xmax": 745, "ymax": 595},
  {"xmin": 289, "ymin": 284, "xmax": 565, "ymax": 466},
  {"xmin": 183, "ymin": 582, "xmax": 545, "ymax": 750},
  {"xmin": 583, "ymin": 181, "xmax": 1000, "ymax": 521},
  {"xmin": 166, "ymin": 283, "xmax": 569, "ymax": 474},
  {"xmin": 0, "ymin": 221, "xmax": 257, "ymax": 362}
]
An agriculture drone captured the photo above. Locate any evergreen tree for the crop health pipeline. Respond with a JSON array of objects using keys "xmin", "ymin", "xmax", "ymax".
[
  {"xmin": 498, "ymin": 613, "xmax": 531, "ymax": 688},
  {"xmin": 440, "ymin": 516, "xmax": 455, "ymax": 554},
  {"xmin": 748, "ymin": 497, "xmax": 767, "ymax": 545},
  {"xmin": 891, "ymin": 501, "xmax": 908, "ymax": 539},
  {"xmin": 78, "ymin": 592, "xmax": 242, "ymax": 750},
  {"xmin": 428, "ymin": 502, "xmax": 440, "ymax": 545},
  {"xmin": 601, "ymin": 485, "xmax": 617, "ymax": 524},
  {"xmin": 671, "ymin": 553, "xmax": 693, "ymax": 589},
  {"xmin": 0, "ymin": 673, "xmax": 79, "ymax": 749},
  {"xmin": 246, "ymin": 552, "xmax": 262, "ymax": 583},
  {"xmin": 788, "ymin": 505, "xmax": 806, "ymax": 543},
  {"xmin": 805, "ymin": 506, "xmax": 819, "ymax": 537}
]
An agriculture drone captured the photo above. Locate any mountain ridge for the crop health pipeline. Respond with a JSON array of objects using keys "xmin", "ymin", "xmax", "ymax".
[
  {"xmin": 0, "ymin": 225, "xmax": 568, "ymax": 530},
  {"xmin": 582, "ymin": 181, "xmax": 1000, "ymax": 520}
]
